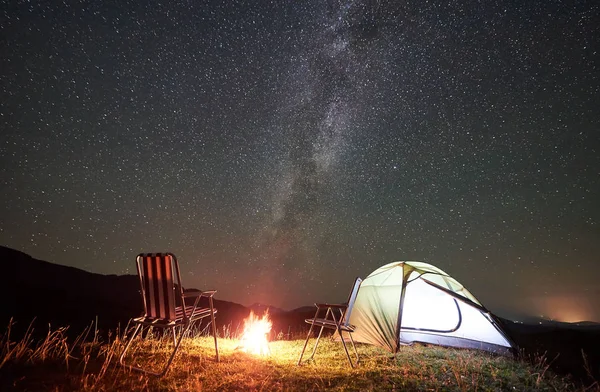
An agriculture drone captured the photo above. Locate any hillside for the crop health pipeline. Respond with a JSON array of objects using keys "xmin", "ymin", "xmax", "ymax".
[{"xmin": 0, "ymin": 246, "xmax": 312, "ymax": 339}]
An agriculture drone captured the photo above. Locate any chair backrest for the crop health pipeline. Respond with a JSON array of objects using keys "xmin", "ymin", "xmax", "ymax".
[
  {"xmin": 342, "ymin": 277, "xmax": 362, "ymax": 325},
  {"xmin": 136, "ymin": 253, "xmax": 180, "ymax": 320}
]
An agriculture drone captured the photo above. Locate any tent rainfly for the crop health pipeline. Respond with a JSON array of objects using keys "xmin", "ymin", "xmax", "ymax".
[{"xmin": 348, "ymin": 261, "xmax": 515, "ymax": 356}]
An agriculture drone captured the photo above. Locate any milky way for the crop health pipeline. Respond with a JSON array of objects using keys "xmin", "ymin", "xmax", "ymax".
[
  {"xmin": 1, "ymin": 0, "xmax": 599, "ymax": 321},
  {"xmin": 256, "ymin": 3, "xmax": 372, "ymax": 289}
]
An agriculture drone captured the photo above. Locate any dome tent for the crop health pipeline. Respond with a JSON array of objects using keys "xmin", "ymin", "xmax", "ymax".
[{"xmin": 348, "ymin": 261, "xmax": 515, "ymax": 355}]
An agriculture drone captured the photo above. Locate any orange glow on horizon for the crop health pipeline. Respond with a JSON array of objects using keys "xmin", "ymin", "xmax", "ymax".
[{"xmin": 529, "ymin": 294, "xmax": 596, "ymax": 323}]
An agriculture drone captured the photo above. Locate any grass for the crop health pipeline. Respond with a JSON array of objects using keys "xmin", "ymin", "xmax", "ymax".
[{"xmin": 0, "ymin": 320, "xmax": 595, "ymax": 392}]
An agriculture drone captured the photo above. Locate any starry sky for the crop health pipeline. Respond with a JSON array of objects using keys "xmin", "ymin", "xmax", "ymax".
[{"xmin": 1, "ymin": 0, "xmax": 599, "ymax": 323}]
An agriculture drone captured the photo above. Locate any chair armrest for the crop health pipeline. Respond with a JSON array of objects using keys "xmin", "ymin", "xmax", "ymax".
[
  {"xmin": 200, "ymin": 290, "xmax": 217, "ymax": 297},
  {"xmin": 183, "ymin": 290, "xmax": 217, "ymax": 298},
  {"xmin": 183, "ymin": 290, "xmax": 201, "ymax": 298},
  {"xmin": 315, "ymin": 303, "xmax": 347, "ymax": 309}
]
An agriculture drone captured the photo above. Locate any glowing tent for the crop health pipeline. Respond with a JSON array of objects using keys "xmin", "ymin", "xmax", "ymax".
[{"xmin": 348, "ymin": 261, "xmax": 515, "ymax": 355}]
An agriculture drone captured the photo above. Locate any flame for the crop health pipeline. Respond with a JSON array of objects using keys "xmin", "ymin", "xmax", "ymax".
[{"xmin": 238, "ymin": 310, "xmax": 272, "ymax": 356}]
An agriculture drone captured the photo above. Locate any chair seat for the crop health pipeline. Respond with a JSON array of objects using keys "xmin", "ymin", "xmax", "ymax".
[
  {"xmin": 177, "ymin": 305, "xmax": 216, "ymax": 322},
  {"xmin": 305, "ymin": 318, "xmax": 355, "ymax": 332},
  {"xmin": 134, "ymin": 306, "xmax": 217, "ymax": 327}
]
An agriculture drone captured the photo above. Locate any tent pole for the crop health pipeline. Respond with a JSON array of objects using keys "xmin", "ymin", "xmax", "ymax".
[{"xmin": 394, "ymin": 265, "xmax": 412, "ymax": 354}]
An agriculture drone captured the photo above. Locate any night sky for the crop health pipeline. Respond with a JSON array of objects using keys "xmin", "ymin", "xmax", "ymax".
[{"xmin": 2, "ymin": 0, "xmax": 599, "ymax": 323}]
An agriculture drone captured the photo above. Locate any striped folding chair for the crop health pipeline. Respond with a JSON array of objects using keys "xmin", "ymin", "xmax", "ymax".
[
  {"xmin": 119, "ymin": 253, "xmax": 219, "ymax": 376},
  {"xmin": 297, "ymin": 277, "xmax": 362, "ymax": 368}
]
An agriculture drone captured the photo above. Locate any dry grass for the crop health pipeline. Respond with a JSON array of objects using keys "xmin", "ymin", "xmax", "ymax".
[{"xmin": 0, "ymin": 320, "xmax": 592, "ymax": 392}]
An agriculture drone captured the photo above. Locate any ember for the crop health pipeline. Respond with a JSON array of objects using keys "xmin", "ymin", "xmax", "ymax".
[{"xmin": 237, "ymin": 310, "xmax": 272, "ymax": 356}]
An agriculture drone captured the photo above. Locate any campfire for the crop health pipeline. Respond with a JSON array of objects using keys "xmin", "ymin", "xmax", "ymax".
[{"xmin": 237, "ymin": 310, "xmax": 272, "ymax": 356}]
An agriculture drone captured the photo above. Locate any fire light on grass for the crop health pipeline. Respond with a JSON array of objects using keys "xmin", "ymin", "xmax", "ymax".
[{"xmin": 237, "ymin": 311, "xmax": 272, "ymax": 356}]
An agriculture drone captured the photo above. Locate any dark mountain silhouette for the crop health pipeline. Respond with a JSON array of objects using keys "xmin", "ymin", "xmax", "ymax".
[
  {"xmin": 574, "ymin": 321, "xmax": 600, "ymax": 328},
  {"xmin": 495, "ymin": 318, "xmax": 600, "ymax": 382},
  {"xmin": 0, "ymin": 246, "xmax": 312, "ymax": 340},
  {"xmin": 248, "ymin": 303, "xmax": 286, "ymax": 315},
  {"xmin": 290, "ymin": 305, "xmax": 317, "ymax": 314},
  {"xmin": 1, "ymin": 246, "xmax": 140, "ymax": 335}
]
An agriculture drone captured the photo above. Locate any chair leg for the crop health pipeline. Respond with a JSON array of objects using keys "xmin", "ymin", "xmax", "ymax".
[
  {"xmin": 337, "ymin": 328, "xmax": 355, "ymax": 368},
  {"xmin": 348, "ymin": 331, "xmax": 359, "ymax": 364},
  {"xmin": 297, "ymin": 321, "xmax": 317, "ymax": 365},
  {"xmin": 119, "ymin": 323, "xmax": 142, "ymax": 367},
  {"xmin": 120, "ymin": 324, "xmax": 185, "ymax": 377},
  {"xmin": 309, "ymin": 325, "xmax": 326, "ymax": 361},
  {"xmin": 155, "ymin": 326, "xmax": 184, "ymax": 377},
  {"xmin": 209, "ymin": 297, "xmax": 219, "ymax": 362}
]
